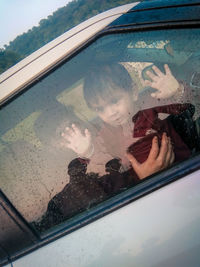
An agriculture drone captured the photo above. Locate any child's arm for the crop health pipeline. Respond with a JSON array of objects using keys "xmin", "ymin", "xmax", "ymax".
[
  {"xmin": 144, "ymin": 64, "xmax": 184, "ymax": 100},
  {"xmin": 126, "ymin": 132, "xmax": 175, "ymax": 179}
]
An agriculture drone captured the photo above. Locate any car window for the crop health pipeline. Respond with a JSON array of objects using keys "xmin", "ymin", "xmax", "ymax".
[{"xmin": 0, "ymin": 28, "xmax": 200, "ymax": 232}]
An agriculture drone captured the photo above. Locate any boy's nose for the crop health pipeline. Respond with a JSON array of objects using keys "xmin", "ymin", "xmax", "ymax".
[{"xmin": 105, "ymin": 105, "xmax": 117, "ymax": 117}]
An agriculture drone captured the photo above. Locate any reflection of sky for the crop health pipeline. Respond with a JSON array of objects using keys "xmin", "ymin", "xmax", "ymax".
[
  {"xmin": 11, "ymin": 167, "xmax": 200, "ymax": 266},
  {"xmin": 85, "ymin": 171, "xmax": 200, "ymax": 267},
  {"xmin": 0, "ymin": 0, "xmax": 71, "ymax": 48}
]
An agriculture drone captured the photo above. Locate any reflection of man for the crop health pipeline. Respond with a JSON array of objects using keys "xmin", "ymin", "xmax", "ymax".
[
  {"xmin": 33, "ymin": 158, "xmax": 106, "ymax": 231},
  {"xmin": 99, "ymin": 158, "xmax": 136, "ymax": 195},
  {"xmin": 0, "ymin": 104, "xmax": 88, "ymax": 223}
]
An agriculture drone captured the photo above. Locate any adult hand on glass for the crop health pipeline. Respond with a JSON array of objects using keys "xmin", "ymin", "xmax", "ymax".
[
  {"xmin": 126, "ymin": 133, "xmax": 175, "ymax": 179},
  {"xmin": 144, "ymin": 64, "xmax": 181, "ymax": 99},
  {"xmin": 61, "ymin": 124, "xmax": 92, "ymax": 156}
]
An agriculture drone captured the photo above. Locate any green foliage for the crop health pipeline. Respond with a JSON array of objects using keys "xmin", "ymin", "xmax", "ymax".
[
  {"xmin": 0, "ymin": 49, "xmax": 22, "ymax": 74},
  {"xmin": 0, "ymin": 0, "xmax": 138, "ymax": 74}
]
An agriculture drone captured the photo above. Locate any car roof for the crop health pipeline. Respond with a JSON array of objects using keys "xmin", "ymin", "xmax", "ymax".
[
  {"xmin": 131, "ymin": 0, "xmax": 200, "ymax": 10},
  {"xmin": 110, "ymin": 0, "xmax": 200, "ymax": 28}
]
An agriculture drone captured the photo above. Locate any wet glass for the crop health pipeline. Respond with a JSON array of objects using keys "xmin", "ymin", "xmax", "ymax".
[{"xmin": 0, "ymin": 28, "xmax": 200, "ymax": 232}]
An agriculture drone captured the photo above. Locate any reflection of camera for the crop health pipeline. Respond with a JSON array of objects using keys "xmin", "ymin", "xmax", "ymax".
[
  {"xmin": 190, "ymin": 72, "xmax": 200, "ymax": 88},
  {"xmin": 105, "ymin": 158, "xmax": 121, "ymax": 173}
]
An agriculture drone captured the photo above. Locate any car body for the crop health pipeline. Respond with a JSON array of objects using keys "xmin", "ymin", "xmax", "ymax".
[{"xmin": 0, "ymin": 0, "xmax": 200, "ymax": 266}]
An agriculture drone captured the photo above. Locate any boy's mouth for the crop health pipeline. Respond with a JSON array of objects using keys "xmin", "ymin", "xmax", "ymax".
[{"xmin": 111, "ymin": 115, "xmax": 127, "ymax": 125}]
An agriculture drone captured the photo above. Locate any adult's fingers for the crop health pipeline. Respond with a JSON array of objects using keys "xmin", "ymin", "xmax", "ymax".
[
  {"xmin": 164, "ymin": 137, "xmax": 173, "ymax": 167},
  {"xmin": 147, "ymin": 136, "xmax": 160, "ymax": 161},
  {"xmin": 169, "ymin": 150, "xmax": 175, "ymax": 165},
  {"xmin": 157, "ymin": 133, "xmax": 168, "ymax": 163}
]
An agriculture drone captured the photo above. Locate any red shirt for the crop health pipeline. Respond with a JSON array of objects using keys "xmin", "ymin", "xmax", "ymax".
[{"xmin": 127, "ymin": 103, "xmax": 192, "ymax": 163}]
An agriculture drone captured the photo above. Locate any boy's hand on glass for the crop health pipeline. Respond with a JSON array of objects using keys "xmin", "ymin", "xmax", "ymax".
[
  {"xmin": 61, "ymin": 124, "xmax": 92, "ymax": 156},
  {"xmin": 144, "ymin": 64, "xmax": 180, "ymax": 99},
  {"xmin": 126, "ymin": 133, "xmax": 175, "ymax": 179}
]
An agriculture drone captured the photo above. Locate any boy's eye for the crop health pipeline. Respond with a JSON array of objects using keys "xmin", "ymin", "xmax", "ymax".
[{"xmin": 111, "ymin": 99, "xmax": 119, "ymax": 105}]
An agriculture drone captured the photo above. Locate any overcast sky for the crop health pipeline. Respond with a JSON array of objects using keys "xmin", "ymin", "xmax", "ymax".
[{"xmin": 0, "ymin": 0, "xmax": 72, "ymax": 48}]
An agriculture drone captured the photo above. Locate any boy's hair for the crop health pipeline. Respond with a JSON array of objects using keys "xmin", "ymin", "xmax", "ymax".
[{"xmin": 83, "ymin": 63, "xmax": 134, "ymax": 109}]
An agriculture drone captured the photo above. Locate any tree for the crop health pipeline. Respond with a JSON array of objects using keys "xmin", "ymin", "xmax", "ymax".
[{"xmin": 1, "ymin": 0, "xmax": 139, "ymax": 74}]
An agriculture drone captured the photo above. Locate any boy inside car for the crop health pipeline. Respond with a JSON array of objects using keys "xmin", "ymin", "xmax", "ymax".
[
  {"xmin": 34, "ymin": 63, "xmax": 199, "ymax": 231},
  {"xmin": 61, "ymin": 63, "xmax": 194, "ymax": 180}
]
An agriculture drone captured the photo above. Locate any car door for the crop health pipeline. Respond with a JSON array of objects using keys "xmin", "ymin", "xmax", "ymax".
[{"xmin": 0, "ymin": 1, "xmax": 200, "ymax": 266}]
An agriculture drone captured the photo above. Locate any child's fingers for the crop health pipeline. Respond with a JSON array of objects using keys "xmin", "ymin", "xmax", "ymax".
[
  {"xmin": 152, "ymin": 65, "xmax": 163, "ymax": 76},
  {"xmin": 71, "ymin": 124, "xmax": 81, "ymax": 135},
  {"xmin": 59, "ymin": 139, "xmax": 72, "ymax": 149},
  {"xmin": 61, "ymin": 132, "xmax": 72, "ymax": 143},
  {"xmin": 84, "ymin": 128, "xmax": 91, "ymax": 139},
  {"xmin": 66, "ymin": 142, "xmax": 75, "ymax": 151},
  {"xmin": 61, "ymin": 132, "xmax": 69, "ymax": 140},
  {"xmin": 61, "ymin": 130, "xmax": 76, "ymax": 142},
  {"xmin": 146, "ymin": 70, "xmax": 157, "ymax": 81},
  {"xmin": 151, "ymin": 91, "xmax": 166, "ymax": 99},
  {"xmin": 151, "ymin": 92, "xmax": 159, "ymax": 98},
  {"xmin": 164, "ymin": 64, "xmax": 172, "ymax": 76},
  {"xmin": 144, "ymin": 79, "xmax": 153, "ymax": 87},
  {"xmin": 64, "ymin": 127, "xmax": 75, "ymax": 137}
]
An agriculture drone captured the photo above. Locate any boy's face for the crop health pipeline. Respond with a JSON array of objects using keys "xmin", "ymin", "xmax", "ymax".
[{"xmin": 91, "ymin": 90, "xmax": 133, "ymax": 127}]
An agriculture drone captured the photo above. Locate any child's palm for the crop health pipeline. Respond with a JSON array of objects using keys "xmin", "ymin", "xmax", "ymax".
[
  {"xmin": 144, "ymin": 64, "xmax": 179, "ymax": 99},
  {"xmin": 61, "ymin": 124, "xmax": 91, "ymax": 155}
]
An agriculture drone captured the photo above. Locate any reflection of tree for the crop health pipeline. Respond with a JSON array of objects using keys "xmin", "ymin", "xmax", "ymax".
[{"xmin": 1, "ymin": 0, "xmax": 137, "ymax": 74}]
